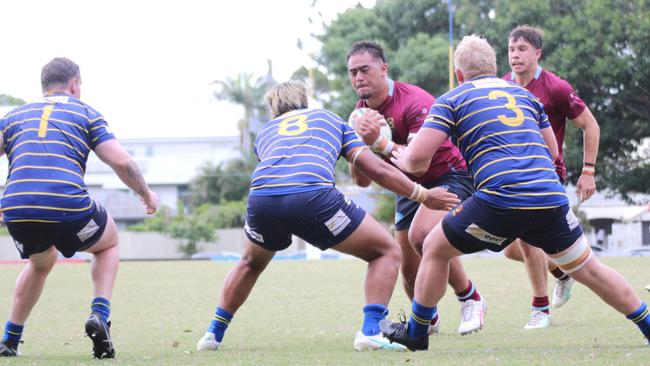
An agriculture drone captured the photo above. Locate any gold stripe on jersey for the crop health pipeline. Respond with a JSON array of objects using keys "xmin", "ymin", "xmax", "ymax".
[
  {"xmin": 477, "ymin": 167, "xmax": 557, "ymax": 189},
  {"xmin": 465, "ymin": 129, "xmax": 542, "ymax": 153},
  {"xmin": 260, "ymin": 134, "xmax": 339, "ymax": 157},
  {"xmin": 480, "ymin": 188, "xmax": 567, "ymax": 198},
  {"xmin": 501, "ymin": 179, "xmax": 561, "ymax": 188},
  {"xmin": 8, "ymin": 140, "xmax": 84, "ymax": 159},
  {"xmin": 38, "ymin": 105, "xmax": 54, "ymax": 137},
  {"xmin": 3, "ymin": 191, "xmax": 89, "ymax": 198},
  {"xmin": 47, "ymin": 117, "xmax": 89, "ymax": 133},
  {"xmin": 426, "ymin": 113, "xmax": 455, "ymax": 126},
  {"xmin": 468, "ymin": 142, "xmax": 549, "ymax": 166},
  {"xmin": 0, "ymin": 200, "xmax": 93, "ymax": 212},
  {"xmin": 452, "ymin": 93, "xmax": 540, "ymax": 112},
  {"xmin": 2, "ymin": 117, "xmax": 40, "ymax": 133},
  {"xmin": 9, "ymin": 219, "xmax": 61, "ymax": 223},
  {"xmin": 250, "ymin": 182, "xmax": 332, "ymax": 190},
  {"xmin": 256, "ymin": 120, "xmax": 342, "ymax": 152},
  {"xmin": 458, "ymin": 105, "xmax": 517, "ymax": 125},
  {"xmin": 342, "ymin": 137, "xmax": 362, "ymax": 149},
  {"xmin": 266, "ymin": 144, "xmax": 337, "ymax": 161},
  {"xmin": 251, "ymin": 171, "xmax": 330, "ymax": 184},
  {"xmin": 8, "ymin": 127, "xmax": 91, "ymax": 151},
  {"xmin": 6, "ymin": 178, "xmax": 84, "ymax": 190},
  {"xmin": 448, "ymin": 82, "xmax": 530, "ymax": 101},
  {"xmin": 10, "ymin": 152, "xmax": 84, "ymax": 173},
  {"xmin": 507, "ymin": 205, "xmax": 563, "ymax": 210},
  {"xmin": 431, "ymin": 103, "xmax": 453, "ymax": 110},
  {"xmin": 2, "ymin": 108, "xmax": 46, "ymax": 120},
  {"xmin": 458, "ymin": 117, "xmax": 538, "ymax": 143},
  {"xmin": 473, "ymin": 155, "xmax": 553, "ymax": 177},
  {"xmin": 10, "ymin": 165, "xmax": 84, "ymax": 179},
  {"xmin": 262, "ymin": 153, "xmax": 335, "ymax": 168},
  {"xmin": 255, "ymin": 162, "xmax": 334, "ymax": 175}
]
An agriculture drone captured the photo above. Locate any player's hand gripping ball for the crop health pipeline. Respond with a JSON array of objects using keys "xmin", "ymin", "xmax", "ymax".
[{"xmin": 348, "ymin": 108, "xmax": 392, "ymax": 142}]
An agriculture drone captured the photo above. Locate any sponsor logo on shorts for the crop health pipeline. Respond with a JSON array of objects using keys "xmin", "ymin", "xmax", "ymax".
[
  {"xmin": 77, "ymin": 219, "xmax": 99, "ymax": 242},
  {"xmin": 244, "ymin": 222, "xmax": 264, "ymax": 243},
  {"xmin": 565, "ymin": 209, "xmax": 579, "ymax": 230},
  {"xmin": 451, "ymin": 204, "xmax": 464, "ymax": 217},
  {"xmin": 465, "ymin": 223, "xmax": 507, "ymax": 246},
  {"xmin": 14, "ymin": 240, "xmax": 23, "ymax": 255},
  {"xmin": 325, "ymin": 209, "xmax": 351, "ymax": 236}
]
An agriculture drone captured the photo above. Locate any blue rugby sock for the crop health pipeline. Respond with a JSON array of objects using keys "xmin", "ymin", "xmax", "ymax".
[
  {"xmin": 208, "ymin": 307, "xmax": 233, "ymax": 342},
  {"xmin": 361, "ymin": 304, "xmax": 388, "ymax": 336},
  {"xmin": 408, "ymin": 300, "xmax": 436, "ymax": 339},
  {"xmin": 91, "ymin": 297, "xmax": 111, "ymax": 323},
  {"xmin": 2, "ymin": 321, "xmax": 23, "ymax": 349},
  {"xmin": 626, "ymin": 302, "xmax": 650, "ymax": 339}
]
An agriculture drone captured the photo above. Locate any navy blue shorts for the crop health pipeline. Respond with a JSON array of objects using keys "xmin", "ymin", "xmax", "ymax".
[
  {"xmin": 6, "ymin": 203, "xmax": 109, "ymax": 259},
  {"xmin": 245, "ymin": 188, "xmax": 366, "ymax": 251},
  {"xmin": 395, "ymin": 170, "xmax": 475, "ymax": 231},
  {"xmin": 441, "ymin": 196, "xmax": 583, "ymax": 254}
]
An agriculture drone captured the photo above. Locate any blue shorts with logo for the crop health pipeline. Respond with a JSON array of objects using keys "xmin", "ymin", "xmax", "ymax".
[
  {"xmin": 245, "ymin": 187, "xmax": 366, "ymax": 251},
  {"xmin": 395, "ymin": 170, "xmax": 475, "ymax": 231},
  {"xmin": 6, "ymin": 203, "xmax": 109, "ymax": 259},
  {"xmin": 441, "ymin": 196, "xmax": 583, "ymax": 254}
]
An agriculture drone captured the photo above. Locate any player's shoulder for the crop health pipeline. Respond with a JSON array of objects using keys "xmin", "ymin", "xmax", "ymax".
[
  {"xmin": 539, "ymin": 69, "xmax": 574, "ymax": 92},
  {"xmin": 394, "ymin": 80, "xmax": 435, "ymax": 101}
]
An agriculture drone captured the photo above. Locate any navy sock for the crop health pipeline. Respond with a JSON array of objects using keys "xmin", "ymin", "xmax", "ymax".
[
  {"xmin": 626, "ymin": 302, "xmax": 650, "ymax": 339},
  {"xmin": 2, "ymin": 321, "xmax": 23, "ymax": 349},
  {"xmin": 361, "ymin": 304, "xmax": 388, "ymax": 336},
  {"xmin": 208, "ymin": 307, "xmax": 233, "ymax": 342},
  {"xmin": 408, "ymin": 300, "xmax": 436, "ymax": 339},
  {"xmin": 91, "ymin": 297, "xmax": 111, "ymax": 323}
]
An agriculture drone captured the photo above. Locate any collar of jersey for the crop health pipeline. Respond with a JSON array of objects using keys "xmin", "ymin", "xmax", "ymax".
[{"xmin": 510, "ymin": 65, "xmax": 543, "ymax": 81}]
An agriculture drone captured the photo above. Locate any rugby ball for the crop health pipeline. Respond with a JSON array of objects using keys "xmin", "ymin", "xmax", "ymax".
[{"xmin": 348, "ymin": 108, "xmax": 392, "ymax": 142}]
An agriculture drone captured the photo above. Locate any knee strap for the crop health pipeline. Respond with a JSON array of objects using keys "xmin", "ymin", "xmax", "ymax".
[{"xmin": 551, "ymin": 235, "xmax": 593, "ymax": 274}]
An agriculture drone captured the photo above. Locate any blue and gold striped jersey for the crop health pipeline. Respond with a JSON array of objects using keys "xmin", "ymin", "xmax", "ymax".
[
  {"xmin": 250, "ymin": 108, "xmax": 364, "ymax": 196},
  {"xmin": 0, "ymin": 94, "xmax": 115, "ymax": 222},
  {"xmin": 423, "ymin": 76, "xmax": 567, "ymax": 210}
]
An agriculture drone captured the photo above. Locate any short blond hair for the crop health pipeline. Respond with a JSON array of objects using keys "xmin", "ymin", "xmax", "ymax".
[
  {"xmin": 454, "ymin": 35, "xmax": 497, "ymax": 80},
  {"xmin": 264, "ymin": 80, "xmax": 308, "ymax": 118}
]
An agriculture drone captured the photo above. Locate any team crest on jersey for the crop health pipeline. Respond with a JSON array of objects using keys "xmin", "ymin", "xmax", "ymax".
[{"xmin": 385, "ymin": 118, "xmax": 395, "ymax": 128}]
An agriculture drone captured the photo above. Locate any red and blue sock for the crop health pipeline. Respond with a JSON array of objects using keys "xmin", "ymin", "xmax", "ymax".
[
  {"xmin": 208, "ymin": 307, "xmax": 233, "ymax": 342},
  {"xmin": 532, "ymin": 296, "xmax": 550, "ymax": 314},
  {"xmin": 456, "ymin": 279, "xmax": 481, "ymax": 302}
]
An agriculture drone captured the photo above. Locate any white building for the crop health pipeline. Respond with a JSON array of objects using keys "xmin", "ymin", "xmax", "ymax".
[{"xmin": 0, "ymin": 135, "xmax": 242, "ymax": 228}]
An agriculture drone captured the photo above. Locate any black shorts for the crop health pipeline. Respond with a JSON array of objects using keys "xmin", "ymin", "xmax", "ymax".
[
  {"xmin": 394, "ymin": 170, "xmax": 475, "ymax": 231},
  {"xmin": 245, "ymin": 188, "xmax": 366, "ymax": 251},
  {"xmin": 6, "ymin": 203, "xmax": 109, "ymax": 259},
  {"xmin": 441, "ymin": 196, "xmax": 584, "ymax": 254}
]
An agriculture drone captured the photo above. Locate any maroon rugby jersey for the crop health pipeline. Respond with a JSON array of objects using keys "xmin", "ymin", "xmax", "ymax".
[
  {"xmin": 503, "ymin": 66, "xmax": 586, "ymax": 180},
  {"xmin": 355, "ymin": 79, "xmax": 466, "ymax": 184}
]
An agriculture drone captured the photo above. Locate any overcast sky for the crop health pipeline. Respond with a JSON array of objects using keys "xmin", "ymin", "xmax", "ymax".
[{"xmin": 0, "ymin": 0, "xmax": 374, "ymax": 138}]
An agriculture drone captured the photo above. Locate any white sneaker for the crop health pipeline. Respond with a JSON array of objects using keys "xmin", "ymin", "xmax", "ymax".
[
  {"xmin": 353, "ymin": 331, "xmax": 407, "ymax": 351},
  {"xmin": 197, "ymin": 332, "xmax": 220, "ymax": 351},
  {"xmin": 644, "ymin": 284, "xmax": 650, "ymax": 292},
  {"xmin": 427, "ymin": 315, "xmax": 441, "ymax": 335},
  {"xmin": 458, "ymin": 299, "xmax": 486, "ymax": 335},
  {"xmin": 552, "ymin": 277, "xmax": 575, "ymax": 308},
  {"xmin": 523, "ymin": 310, "xmax": 551, "ymax": 329}
]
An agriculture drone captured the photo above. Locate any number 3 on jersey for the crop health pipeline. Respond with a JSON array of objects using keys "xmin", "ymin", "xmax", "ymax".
[
  {"xmin": 278, "ymin": 114, "xmax": 308, "ymax": 136},
  {"xmin": 488, "ymin": 90, "xmax": 524, "ymax": 127}
]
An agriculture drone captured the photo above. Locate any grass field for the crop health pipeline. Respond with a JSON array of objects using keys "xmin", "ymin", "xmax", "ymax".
[{"xmin": 0, "ymin": 256, "xmax": 648, "ymax": 365}]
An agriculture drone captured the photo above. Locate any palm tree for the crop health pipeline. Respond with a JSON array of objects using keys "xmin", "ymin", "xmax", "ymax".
[{"xmin": 212, "ymin": 64, "xmax": 275, "ymax": 152}]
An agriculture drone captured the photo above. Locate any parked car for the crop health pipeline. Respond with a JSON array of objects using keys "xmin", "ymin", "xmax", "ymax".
[{"xmin": 625, "ymin": 247, "xmax": 650, "ymax": 257}]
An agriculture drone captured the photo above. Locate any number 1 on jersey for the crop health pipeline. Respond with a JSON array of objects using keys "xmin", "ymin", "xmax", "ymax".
[{"xmin": 38, "ymin": 105, "xmax": 54, "ymax": 138}]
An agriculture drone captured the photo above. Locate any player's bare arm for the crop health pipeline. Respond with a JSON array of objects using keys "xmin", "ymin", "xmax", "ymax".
[
  {"xmin": 346, "ymin": 147, "xmax": 459, "ymax": 211},
  {"xmin": 390, "ymin": 128, "xmax": 447, "ymax": 175},
  {"xmin": 94, "ymin": 139, "xmax": 159, "ymax": 214},
  {"xmin": 570, "ymin": 107, "xmax": 600, "ymax": 202}
]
